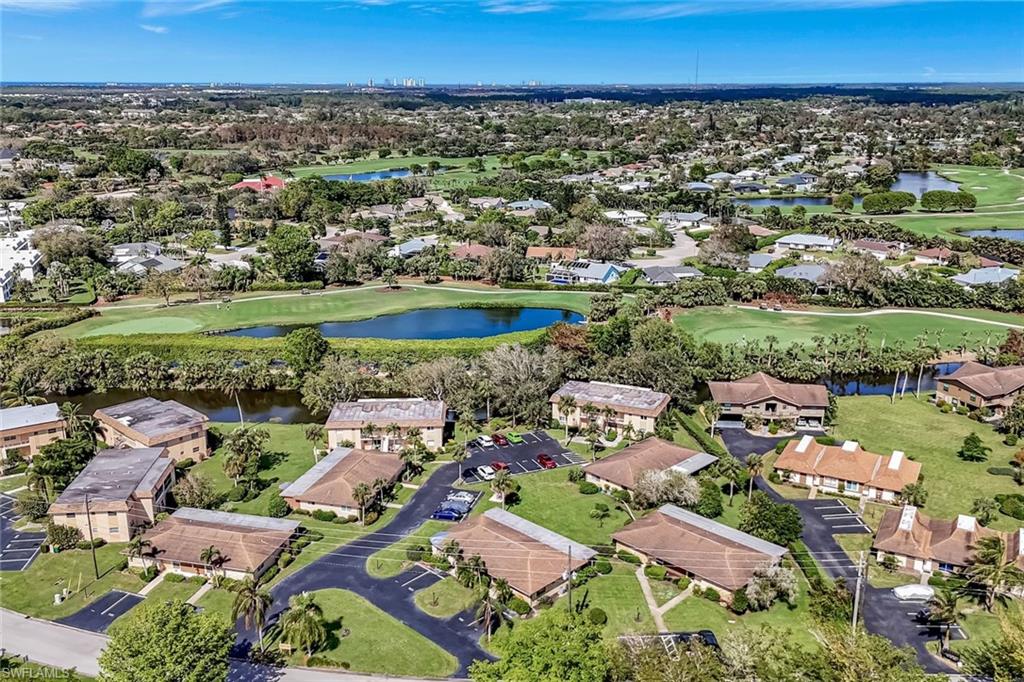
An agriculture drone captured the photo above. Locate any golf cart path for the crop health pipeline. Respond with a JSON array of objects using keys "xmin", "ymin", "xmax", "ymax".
[{"xmin": 734, "ymin": 305, "xmax": 1024, "ymax": 329}]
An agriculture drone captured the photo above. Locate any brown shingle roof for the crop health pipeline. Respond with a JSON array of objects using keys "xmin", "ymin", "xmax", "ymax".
[
  {"xmin": 141, "ymin": 509, "xmax": 298, "ymax": 574},
  {"xmin": 280, "ymin": 447, "xmax": 404, "ymax": 510},
  {"xmin": 939, "ymin": 362, "xmax": 1024, "ymax": 400},
  {"xmin": 451, "ymin": 243, "xmax": 494, "ymax": 260},
  {"xmin": 774, "ymin": 436, "xmax": 921, "ymax": 493},
  {"xmin": 613, "ymin": 505, "xmax": 787, "ymax": 591},
  {"xmin": 707, "ymin": 373, "xmax": 828, "ymax": 409},
  {"xmin": 326, "ymin": 399, "xmax": 446, "ymax": 429},
  {"xmin": 526, "ymin": 246, "xmax": 578, "ymax": 261},
  {"xmin": 435, "ymin": 509, "xmax": 595, "ymax": 598},
  {"xmin": 584, "ymin": 438, "xmax": 716, "ymax": 491},
  {"xmin": 550, "ymin": 381, "xmax": 671, "ymax": 418},
  {"xmin": 873, "ymin": 506, "xmax": 1002, "ymax": 567}
]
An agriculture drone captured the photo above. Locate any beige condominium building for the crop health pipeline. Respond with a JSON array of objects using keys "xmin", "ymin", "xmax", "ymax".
[
  {"xmin": 707, "ymin": 372, "xmax": 829, "ymax": 429},
  {"xmin": 550, "ymin": 381, "xmax": 670, "ymax": 435},
  {"xmin": 583, "ymin": 437, "xmax": 718, "ymax": 497},
  {"xmin": 935, "ymin": 361, "xmax": 1024, "ymax": 417},
  {"xmin": 325, "ymin": 398, "xmax": 446, "ymax": 452},
  {"xmin": 280, "ymin": 446, "xmax": 405, "ymax": 519},
  {"xmin": 48, "ymin": 447, "xmax": 175, "ymax": 543},
  {"xmin": 0, "ymin": 403, "xmax": 66, "ymax": 463},
  {"xmin": 873, "ymin": 506, "xmax": 1007, "ymax": 575},
  {"xmin": 94, "ymin": 397, "xmax": 210, "ymax": 462}
]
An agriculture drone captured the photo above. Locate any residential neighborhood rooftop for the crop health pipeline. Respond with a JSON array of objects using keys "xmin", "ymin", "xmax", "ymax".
[
  {"xmin": 551, "ymin": 380, "xmax": 671, "ymax": 417},
  {"xmin": 326, "ymin": 398, "xmax": 446, "ymax": 428},
  {"xmin": 585, "ymin": 437, "xmax": 716, "ymax": 490},
  {"xmin": 0, "ymin": 402, "xmax": 62, "ymax": 431},
  {"xmin": 50, "ymin": 448, "xmax": 171, "ymax": 513},
  {"xmin": 280, "ymin": 447, "xmax": 404, "ymax": 509},
  {"xmin": 708, "ymin": 372, "xmax": 829, "ymax": 408},
  {"xmin": 94, "ymin": 398, "xmax": 208, "ymax": 440}
]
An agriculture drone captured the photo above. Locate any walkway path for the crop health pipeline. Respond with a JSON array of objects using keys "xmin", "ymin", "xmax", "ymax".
[
  {"xmin": 137, "ymin": 571, "xmax": 166, "ymax": 596},
  {"xmin": 735, "ymin": 304, "xmax": 1024, "ymax": 330},
  {"xmin": 187, "ymin": 580, "xmax": 214, "ymax": 605},
  {"xmin": 634, "ymin": 567, "xmax": 666, "ymax": 632}
]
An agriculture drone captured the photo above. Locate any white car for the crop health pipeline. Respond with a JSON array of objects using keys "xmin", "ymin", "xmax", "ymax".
[
  {"xmin": 475, "ymin": 435, "xmax": 494, "ymax": 448},
  {"xmin": 477, "ymin": 465, "xmax": 496, "ymax": 481},
  {"xmin": 892, "ymin": 584, "xmax": 935, "ymax": 601}
]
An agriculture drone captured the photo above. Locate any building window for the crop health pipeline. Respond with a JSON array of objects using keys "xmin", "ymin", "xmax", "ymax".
[
  {"xmin": 66, "ymin": 513, "xmax": 76, "ymax": 519},
  {"xmin": 109, "ymin": 528, "xmax": 119, "ymax": 535},
  {"xmin": 108, "ymin": 511, "xmax": 117, "ymax": 517},
  {"xmin": 193, "ymin": 446, "xmax": 200, "ymax": 453},
  {"xmin": 846, "ymin": 482, "xmax": 860, "ymax": 492},
  {"xmin": 938, "ymin": 562, "xmax": 954, "ymax": 573}
]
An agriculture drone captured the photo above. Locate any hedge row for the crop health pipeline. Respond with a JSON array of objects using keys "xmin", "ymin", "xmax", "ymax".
[
  {"xmin": 9, "ymin": 309, "xmax": 97, "ymax": 337},
  {"xmin": 675, "ymin": 411, "xmax": 731, "ymax": 460},
  {"xmin": 248, "ymin": 280, "xmax": 325, "ymax": 291}
]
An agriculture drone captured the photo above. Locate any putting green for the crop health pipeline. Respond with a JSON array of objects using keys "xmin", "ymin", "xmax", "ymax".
[{"xmin": 82, "ymin": 317, "xmax": 203, "ymax": 336}]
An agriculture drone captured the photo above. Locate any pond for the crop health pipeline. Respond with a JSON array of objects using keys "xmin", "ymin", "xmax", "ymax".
[
  {"xmin": 324, "ymin": 168, "xmax": 412, "ymax": 182},
  {"xmin": 823, "ymin": 362, "xmax": 963, "ymax": 397},
  {"xmin": 731, "ymin": 196, "xmax": 832, "ymax": 208},
  {"xmin": 961, "ymin": 229, "xmax": 1024, "ymax": 242},
  {"xmin": 46, "ymin": 389, "xmax": 315, "ymax": 424},
  {"xmin": 890, "ymin": 171, "xmax": 961, "ymax": 197},
  {"xmin": 217, "ymin": 307, "xmax": 585, "ymax": 340}
]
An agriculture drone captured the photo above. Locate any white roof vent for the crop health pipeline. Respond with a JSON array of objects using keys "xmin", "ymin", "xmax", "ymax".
[
  {"xmin": 794, "ymin": 435, "xmax": 814, "ymax": 453},
  {"xmin": 888, "ymin": 451, "xmax": 905, "ymax": 470},
  {"xmin": 116, "ymin": 416, "xmax": 134, "ymax": 426},
  {"xmin": 956, "ymin": 515, "xmax": 977, "ymax": 532},
  {"xmin": 898, "ymin": 505, "xmax": 918, "ymax": 531},
  {"xmin": 841, "ymin": 440, "xmax": 859, "ymax": 452}
]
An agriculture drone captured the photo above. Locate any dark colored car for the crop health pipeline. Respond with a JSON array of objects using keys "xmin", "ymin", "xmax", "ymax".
[
  {"xmin": 430, "ymin": 508, "xmax": 463, "ymax": 521},
  {"xmin": 440, "ymin": 499, "xmax": 472, "ymax": 514},
  {"xmin": 491, "ymin": 460, "xmax": 510, "ymax": 471},
  {"xmin": 536, "ymin": 453, "xmax": 557, "ymax": 469},
  {"xmin": 492, "ymin": 434, "xmax": 509, "ymax": 446},
  {"xmin": 675, "ymin": 630, "xmax": 720, "ymax": 650}
]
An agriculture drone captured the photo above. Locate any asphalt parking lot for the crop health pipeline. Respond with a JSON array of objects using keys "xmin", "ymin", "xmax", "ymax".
[
  {"xmin": 807, "ymin": 499, "xmax": 872, "ymax": 534},
  {"xmin": 57, "ymin": 590, "xmax": 145, "ymax": 633},
  {"xmin": 460, "ymin": 430, "xmax": 584, "ymax": 484},
  {"xmin": 0, "ymin": 492, "xmax": 46, "ymax": 572}
]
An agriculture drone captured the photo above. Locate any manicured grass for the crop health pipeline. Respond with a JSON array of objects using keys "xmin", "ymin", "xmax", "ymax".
[
  {"xmin": 935, "ymin": 165, "xmax": 1024, "ymax": 207},
  {"xmin": 413, "ymin": 576, "xmax": 481, "ymax": 619},
  {"xmin": 274, "ymin": 510, "xmax": 401, "ymax": 586},
  {"xmin": 60, "ymin": 284, "xmax": 593, "ymax": 337},
  {"xmin": 884, "ymin": 211, "xmax": 1024, "ymax": 238},
  {"xmin": 834, "ymin": 534, "xmax": 916, "ymax": 589},
  {"xmin": 468, "ymin": 468, "xmax": 632, "ymax": 546},
  {"xmin": 110, "ymin": 578, "xmax": 204, "ymax": 629},
  {"xmin": 288, "ymin": 589, "xmax": 457, "ymax": 677},
  {"xmin": 672, "ymin": 306, "xmax": 1021, "ymax": 348},
  {"xmin": 365, "ymin": 520, "xmax": 448, "ymax": 579},
  {"xmin": 0, "ymin": 660, "xmax": 94, "ymax": 681},
  {"xmin": 193, "ymin": 585, "xmax": 235, "ymax": 623},
  {"xmin": 551, "ymin": 561, "xmax": 657, "ymax": 637},
  {"xmin": 0, "ymin": 543, "xmax": 142, "ymax": 619},
  {"xmin": 833, "ymin": 395, "xmax": 1024, "ymax": 531},
  {"xmin": 0, "ymin": 473, "xmax": 27, "ymax": 492},
  {"xmin": 949, "ymin": 605, "xmax": 1006, "ymax": 652},
  {"xmin": 663, "ymin": 572, "xmax": 818, "ymax": 650},
  {"xmin": 648, "ymin": 576, "xmax": 682, "ymax": 606}
]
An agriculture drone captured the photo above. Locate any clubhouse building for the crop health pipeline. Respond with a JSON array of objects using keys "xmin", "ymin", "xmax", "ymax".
[{"xmin": 708, "ymin": 372, "xmax": 829, "ymax": 429}]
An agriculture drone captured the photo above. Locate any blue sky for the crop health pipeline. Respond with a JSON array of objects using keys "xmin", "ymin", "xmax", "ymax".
[{"xmin": 2, "ymin": 0, "xmax": 1022, "ymax": 84}]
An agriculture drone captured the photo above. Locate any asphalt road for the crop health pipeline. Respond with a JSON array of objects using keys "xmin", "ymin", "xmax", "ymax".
[
  {"xmin": 0, "ymin": 492, "xmax": 46, "ymax": 572},
  {"xmin": 461, "ymin": 429, "xmax": 583, "ymax": 483}
]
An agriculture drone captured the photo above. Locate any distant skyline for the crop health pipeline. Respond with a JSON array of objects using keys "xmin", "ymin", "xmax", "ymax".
[{"xmin": 1, "ymin": 0, "xmax": 1022, "ymax": 85}]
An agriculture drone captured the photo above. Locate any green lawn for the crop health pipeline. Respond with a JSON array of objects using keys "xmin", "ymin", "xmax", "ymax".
[
  {"xmin": 0, "ymin": 543, "xmax": 142, "ymax": 619},
  {"xmin": 193, "ymin": 584, "xmax": 235, "ymax": 623},
  {"xmin": 949, "ymin": 605, "xmax": 1006, "ymax": 652},
  {"xmin": 834, "ymin": 534, "xmax": 916, "ymax": 589},
  {"xmin": 468, "ymin": 468, "xmax": 632, "ymax": 546},
  {"xmin": 287, "ymin": 589, "xmax": 458, "ymax": 677},
  {"xmin": 648, "ymin": 576, "xmax": 682, "ymax": 606},
  {"xmin": 554, "ymin": 561, "xmax": 656, "ymax": 637},
  {"xmin": 365, "ymin": 520, "xmax": 448, "ymax": 579},
  {"xmin": 663, "ymin": 572, "xmax": 819, "ymax": 650},
  {"xmin": 0, "ymin": 659, "xmax": 94, "ymax": 681},
  {"xmin": 672, "ymin": 306, "xmax": 1022, "ymax": 348},
  {"xmin": 59, "ymin": 284, "xmax": 593, "ymax": 337},
  {"xmin": 413, "ymin": 576, "xmax": 481, "ymax": 619},
  {"xmin": 884, "ymin": 210, "xmax": 1024, "ymax": 238},
  {"xmin": 0, "ymin": 473, "xmax": 26, "ymax": 493},
  {"xmin": 833, "ymin": 395, "xmax": 1024, "ymax": 531}
]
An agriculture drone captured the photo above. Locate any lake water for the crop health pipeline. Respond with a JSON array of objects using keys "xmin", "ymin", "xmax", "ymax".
[
  {"xmin": 324, "ymin": 168, "xmax": 412, "ymax": 182},
  {"xmin": 824, "ymin": 362, "xmax": 963, "ymax": 397},
  {"xmin": 217, "ymin": 306, "xmax": 585, "ymax": 340},
  {"xmin": 45, "ymin": 389, "xmax": 315, "ymax": 424},
  {"xmin": 962, "ymin": 229, "xmax": 1024, "ymax": 242},
  {"xmin": 890, "ymin": 171, "xmax": 960, "ymax": 197},
  {"xmin": 731, "ymin": 196, "xmax": 832, "ymax": 207}
]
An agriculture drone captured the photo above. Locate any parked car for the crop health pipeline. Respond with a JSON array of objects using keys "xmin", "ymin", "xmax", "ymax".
[
  {"xmin": 430, "ymin": 508, "xmax": 464, "ymax": 521},
  {"xmin": 477, "ymin": 465, "xmax": 496, "ymax": 481},
  {"xmin": 506, "ymin": 432, "xmax": 524, "ymax": 444},
  {"xmin": 439, "ymin": 499, "xmax": 472, "ymax": 514},
  {"xmin": 446, "ymin": 491, "xmax": 476, "ymax": 504},
  {"xmin": 475, "ymin": 435, "xmax": 494, "ymax": 448},
  {"xmin": 893, "ymin": 584, "xmax": 934, "ymax": 601},
  {"xmin": 491, "ymin": 460, "xmax": 510, "ymax": 471},
  {"xmin": 492, "ymin": 434, "xmax": 509, "ymax": 446},
  {"xmin": 536, "ymin": 453, "xmax": 557, "ymax": 469}
]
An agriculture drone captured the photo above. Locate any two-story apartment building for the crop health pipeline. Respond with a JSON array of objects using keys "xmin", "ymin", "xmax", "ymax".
[
  {"xmin": 48, "ymin": 447, "xmax": 175, "ymax": 543},
  {"xmin": 0, "ymin": 403, "xmax": 65, "ymax": 463},
  {"xmin": 326, "ymin": 398, "xmax": 446, "ymax": 452},
  {"xmin": 550, "ymin": 381, "xmax": 670, "ymax": 435},
  {"xmin": 707, "ymin": 372, "xmax": 829, "ymax": 429},
  {"xmin": 935, "ymin": 362, "xmax": 1024, "ymax": 417},
  {"xmin": 774, "ymin": 435, "xmax": 921, "ymax": 502},
  {"xmin": 872, "ymin": 506, "xmax": 1003, "ymax": 575},
  {"xmin": 94, "ymin": 398, "xmax": 210, "ymax": 462}
]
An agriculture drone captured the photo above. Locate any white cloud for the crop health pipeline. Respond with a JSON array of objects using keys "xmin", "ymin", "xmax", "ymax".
[
  {"xmin": 482, "ymin": 0, "xmax": 554, "ymax": 14},
  {"xmin": 141, "ymin": 0, "xmax": 234, "ymax": 18},
  {"xmin": 590, "ymin": 0, "xmax": 987, "ymax": 20},
  {"xmin": 0, "ymin": 0, "xmax": 81, "ymax": 12},
  {"xmin": 12, "ymin": 33, "xmax": 44, "ymax": 40},
  {"xmin": 140, "ymin": 23, "xmax": 169, "ymax": 32}
]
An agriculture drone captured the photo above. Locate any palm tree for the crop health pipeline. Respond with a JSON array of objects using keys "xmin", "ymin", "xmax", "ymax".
[
  {"xmin": 558, "ymin": 395, "xmax": 577, "ymax": 440},
  {"xmin": 60, "ymin": 402, "xmax": 86, "ymax": 435},
  {"xmin": 584, "ymin": 424, "xmax": 601, "ymax": 463},
  {"xmin": 384, "ymin": 422, "xmax": 402, "ymax": 450},
  {"xmin": 702, "ymin": 400, "xmax": 722, "ymax": 438},
  {"xmin": 717, "ymin": 455, "xmax": 743, "ymax": 506},
  {"xmin": 353, "ymin": 482, "xmax": 372, "ymax": 524},
  {"xmin": 280, "ymin": 592, "xmax": 327, "ymax": 662},
  {"xmin": 372, "ymin": 476, "xmax": 390, "ymax": 507},
  {"xmin": 491, "ymin": 469, "xmax": 515, "ymax": 510},
  {"xmin": 232, "ymin": 575, "xmax": 273, "ymax": 651},
  {"xmin": 966, "ymin": 536, "xmax": 1024, "ymax": 611},
  {"xmin": 200, "ymin": 545, "xmax": 223, "ymax": 583},
  {"xmin": 449, "ymin": 441, "xmax": 468, "ymax": 481},
  {"xmin": 127, "ymin": 533, "xmax": 153, "ymax": 571},
  {"xmin": 746, "ymin": 454, "xmax": 764, "ymax": 501},
  {"xmin": 590, "ymin": 505, "xmax": 611, "ymax": 527},
  {"xmin": 1, "ymin": 375, "xmax": 45, "ymax": 408},
  {"xmin": 928, "ymin": 587, "xmax": 963, "ymax": 651},
  {"xmin": 223, "ymin": 370, "xmax": 248, "ymax": 424},
  {"xmin": 475, "ymin": 586, "xmax": 511, "ymax": 643}
]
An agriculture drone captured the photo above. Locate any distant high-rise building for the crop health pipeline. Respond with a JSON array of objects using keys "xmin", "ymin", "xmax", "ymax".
[{"xmin": 367, "ymin": 77, "xmax": 374, "ymax": 87}]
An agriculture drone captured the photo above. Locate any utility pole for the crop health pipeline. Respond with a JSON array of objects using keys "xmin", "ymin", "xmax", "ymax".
[
  {"xmin": 851, "ymin": 550, "xmax": 865, "ymax": 631},
  {"xmin": 83, "ymin": 493, "xmax": 99, "ymax": 580}
]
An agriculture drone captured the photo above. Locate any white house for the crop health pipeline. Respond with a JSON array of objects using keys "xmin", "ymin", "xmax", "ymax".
[
  {"xmin": 547, "ymin": 260, "xmax": 626, "ymax": 285},
  {"xmin": 603, "ymin": 209, "xmax": 648, "ymax": 226},
  {"xmin": 775, "ymin": 234, "xmax": 840, "ymax": 252},
  {"xmin": 0, "ymin": 230, "xmax": 43, "ymax": 282}
]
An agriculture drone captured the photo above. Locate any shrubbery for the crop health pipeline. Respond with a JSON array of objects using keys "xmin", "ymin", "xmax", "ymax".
[
  {"xmin": 267, "ymin": 495, "xmax": 291, "ymax": 518},
  {"xmin": 47, "ymin": 522, "xmax": 82, "ymax": 551},
  {"xmin": 593, "ymin": 558, "xmax": 612, "ymax": 575},
  {"xmin": 995, "ymin": 493, "xmax": 1024, "ymax": 520},
  {"xmin": 578, "ymin": 481, "xmax": 600, "ymax": 495},
  {"xmin": 677, "ymin": 576, "xmax": 691, "ymax": 591},
  {"xmin": 731, "ymin": 587, "xmax": 749, "ymax": 614},
  {"xmin": 644, "ymin": 565, "xmax": 668, "ymax": 581},
  {"xmin": 616, "ymin": 550, "xmax": 641, "ymax": 565},
  {"xmin": 508, "ymin": 597, "xmax": 531, "ymax": 615},
  {"xmin": 703, "ymin": 586, "xmax": 721, "ymax": 602},
  {"xmin": 311, "ymin": 509, "xmax": 338, "ymax": 522},
  {"xmin": 164, "ymin": 573, "xmax": 186, "ymax": 583},
  {"xmin": 587, "ymin": 607, "xmax": 608, "ymax": 626}
]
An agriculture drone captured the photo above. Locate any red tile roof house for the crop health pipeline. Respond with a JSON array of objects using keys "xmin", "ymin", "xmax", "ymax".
[
  {"xmin": 851, "ymin": 238, "xmax": 906, "ymax": 261},
  {"xmin": 913, "ymin": 247, "xmax": 954, "ymax": 266},
  {"xmin": 613, "ymin": 504, "xmax": 788, "ymax": 604},
  {"xmin": 430, "ymin": 508, "xmax": 596, "ymax": 608},
  {"xmin": 450, "ymin": 243, "xmax": 495, "ymax": 261},
  {"xmin": 774, "ymin": 435, "xmax": 921, "ymax": 503},
  {"xmin": 230, "ymin": 176, "xmax": 286, "ymax": 192},
  {"xmin": 935, "ymin": 361, "xmax": 1024, "ymax": 418},
  {"xmin": 707, "ymin": 373, "xmax": 829, "ymax": 430},
  {"xmin": 583, "ymin": 437, "xmax": 718, "ymax": 497},
  {"xmin": 872, "ymin": 506, "xmax": 1011, "ymax": 576},
  {"xmin": 280, "ymin": 446, "xmax": 404, "ymax": 520}
]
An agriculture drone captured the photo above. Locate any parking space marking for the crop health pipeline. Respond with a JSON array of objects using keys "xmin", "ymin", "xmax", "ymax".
[
  {"xmin": 831, "ymin": 523, "xmax": 871, "ymax": 530},
  {"xmin": 400, "ymin": 569, "xmax": 434, "ymax": 588},
  {"xmin": 823, "ymin": 513, "xmax": 856, "ymax": 518},
  {"xmin": 100, "ymin": 592, "xmax": 135, "ymax": 617}
]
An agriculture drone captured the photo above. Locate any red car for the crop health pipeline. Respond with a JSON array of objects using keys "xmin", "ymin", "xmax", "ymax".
[
  {"xmin": 491, "ymin": 434, "xmax": 509, "ymax": 446},
  {"xmin": 536, "ymin": 454, "xmax": 557, "ymax": 469},
  {"xmin": 491, "ymin": 460, "xmax": 510, "ymax": 471}
]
